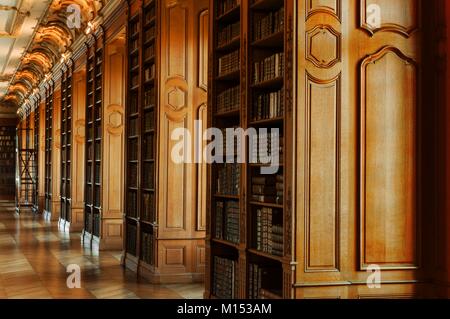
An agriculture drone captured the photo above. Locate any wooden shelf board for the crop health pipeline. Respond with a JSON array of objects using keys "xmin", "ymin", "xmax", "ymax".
[
  {"xmin": 249, "ymin": 201, "xmax": 284, "ymax": 209},
  {"xmin": 252, "ymin": 30, "xmax": 284, "ymax": 48},
  {"xmin": 216, "ymin": 5, "xmax": 240, "ymax": 23},
  {"xmin": 212, "ymin": 238, "xmax": 240, "ymax": 249},
  {"xmin": 248, "ymin": 248, "xmax": 283, "ymax": 262},
  {"xmin": 216, "ymin": 70, "xmax": 240, "ymax": 81},
  {"xmin": 250, "ymin": 0, "xmax": 284, "ymax": 10},
  {"xmin": 251, "ymin": 76, "xmax": 284, "ymax": 89}
]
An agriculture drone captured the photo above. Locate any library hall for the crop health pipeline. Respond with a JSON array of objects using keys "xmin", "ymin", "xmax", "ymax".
[{"xmin": 0, "ymin": 0, "xmax": 450, "ymax": 301}]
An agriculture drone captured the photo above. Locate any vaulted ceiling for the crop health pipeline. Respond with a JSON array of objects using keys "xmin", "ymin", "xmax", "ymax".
[{"xmin": 0, "ymin": 0, "xmax": 103, "ymax": 116}]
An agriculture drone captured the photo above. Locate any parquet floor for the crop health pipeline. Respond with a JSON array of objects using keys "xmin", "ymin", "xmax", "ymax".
[{"xmin": 0, "ymin": 201, "xmax": 204, "ymax": 299}]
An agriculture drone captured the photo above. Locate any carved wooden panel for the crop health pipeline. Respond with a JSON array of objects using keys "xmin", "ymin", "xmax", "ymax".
[
  {"xmin": 72, "ymin": 71, "xmax": 86, "ymax": 214},
  {"xmin": 360, "ymin": 0, "xmax": 419, "ymax": 37},
  {"xmin": 305, "ymin": 73, "xmax": 341, "ymax": 272},
  {"xmin": 167, "ymin": 3, "xmax": 188, "ymax": 79},
  {"xmin": 306, "ymin": 24, "xmax": 341, "ymax": 68},
  {"xmin": 162, "ymin": 114, "xmax": 187, "ymax": 230},
  {"xmin": 307, "ymin": 0, "xmax": 341, "ymax": 21},
  {"xmin": 198, "ymin": 9, "xmax": 209, "ymax": 91},
  {"xmin": 196, "ymin": 104, "xmax": 207, "ymax": 231},
  {"xmin": 360, "ymin": 46, "xmax": 418, "ymax": 269}
]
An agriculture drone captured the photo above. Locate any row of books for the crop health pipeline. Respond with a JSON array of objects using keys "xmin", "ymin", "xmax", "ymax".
[
  {"xmin": 255, "ymin": 208, "xmax": 283, "ymax": 256},
  {"xmin": 127, "ymin": 191, "xmax": 137, "ymax": 218},
  {"xmin": 213, "ymin": 256, "xmax": 239, "ymax": 299},
  {"xmin": 141, "ymin": 231, "xmax": 154, "ymax": 265},
  {"xmin": 143, "ymin": 162, "xmax": 155, "ymax": 189},
  {"xmin": 217, "ymin": 0, "xmax": 240, "ymax": 17},
  {"xmin": 253, "ymin": 52, "xmax": 284, "ymax": 84},
  {"xmin": 248, "ymin": 264, "xmax": 280, "ymax": 299},
  {"xmin": 128, "ymin": 163, "xmax": 138, "ymax": 188},
  {"xmin": 145, "ymin": 87, "xmax": 156, "ymax": 107},
  {"xmin": 144, "ymin": 25, "xmax": 156, "ymax": 43},
  {"xmin": 253, "ymin": 7, "xmax": 285, "ymax": 42},
  {"xmin": 218, "ymin": 50, "xmax": 240, "ymax": 77},
  {"xmin": 217, "ymin": 86, "xmax": 240, "ymax": 114},
  {"xmin": 217, "ymin": 163, "xmax": 240, "ymax": 196},
  {"xmin": 252, "ymin": 88, "xmax": 284, "ymax": 121},
  {"xmin": 251, "ymin": 174, "xmax": 283, "ymax": 204},
  {"xmin": 215, "ymin": 200, "xmax": 240, "ymax": 244},
  {"xmin": 218, "ymin": 21, "xmax": 240, "ymax": 48},
  {"xmin": 144, "ymin": 6, "xmax": 155, "ymax": 25},
  {"xmin": 142, "ymin": 192, "xmax": 155, "ymax": 222},
  {"xmin": 130, "ymin": 38, "xmax": 139, "ymax": 52},
  {"xmin": 130, "ymin": 21, "xmax": 139, "ymax": 35},
  {"xmin": 0, "ymin": 153, "xmax": 14, "ymax": 159},
  {"xmin": 144, "ymin": 44, "xmax": 155, "ymax": 61},
  {"xmin": 126, "ymin": 222, "xmax": 138, "ymax": 256},
  {"xmin": 144, "ymin": 110, "xmax": 155, "ymax": 131},
  {"xmin": 218, "ymin": 127, "xmax": 239, "ymax": 157},
  {"xmin": 144, "ymin": 134, "xmax": 154, "ymax": 159},
  {"xmin": 250, "ymin": 132, "xmax": 284, "ymax": 164},
  {"xmin": 144, "ymin": 64, "xmax": 156, "ymax": 82}
]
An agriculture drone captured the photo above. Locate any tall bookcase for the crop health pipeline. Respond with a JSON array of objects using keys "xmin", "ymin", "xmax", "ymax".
[
  {"xmin": 206, "ymin": 0, "xmax": 294, "ymax": 299},
  {"xmin": 33, "ymin": 98, "xmax": 40, "ymax": 213},
  {"xmin": 124, "ymin": 0, "xmax": 159, "ymax": 273},
  {"xmin": 84, "ymin": 35, "xmax": 104, "ymax": 242},
  {"xmin": 0, "ymin": 126, "xmax": 16, "ymax": 197},
  {"xmin": 44, "ymin": 84, "xmax": 54, "ymax": 216},
  {"xmin": 60, "ymin": 63, "xmax": 74, "ymax": 228}
]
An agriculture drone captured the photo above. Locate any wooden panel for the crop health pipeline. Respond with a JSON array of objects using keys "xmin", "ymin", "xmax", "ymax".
[
  {"xmin": 360, "ymin": 0, "xmax": 419, "ymax": 37},
  {"xmin": 360, "ymin": 47, "xmax": 418, "ymax": 269},
  {"xmin": 103, "ymin": 49, "xmax": 125, "ymax": 215},
  {"xmin": 196, "ymin": 104, "xmax": 207, "ymax": 231},
  {"xmin": 72, "ymin": 71, "xmax": 86, "ymax": 210},
  {"xmin": 198, "ymin": 10, "xmax": 209, "ymax": 91},
  {"xmin": 101, "ymin": 33, "xmax": 126, "ymax": 250},
  {"xmin": 307, "ymin": 0, "xmax": 341, "ymax": 20},
  {"xmin": 305, "ymin": 73, "xmax": 341, "ymax": 272},
  {"xmin": 163, "ymin": 114, "xmax": 187, "ymax": 230},
  {"xmin": 166, "ymin": 247, "xmax": 185, "ymax": 266},
  {"xmin": 167, "ymin": 4, "xmax": 188, "ymax": 79}
]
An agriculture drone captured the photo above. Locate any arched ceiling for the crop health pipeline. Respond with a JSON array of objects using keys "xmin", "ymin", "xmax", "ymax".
[{"xmin": 0, "ymin": 0, "xmax": 103, "ymax": 114}]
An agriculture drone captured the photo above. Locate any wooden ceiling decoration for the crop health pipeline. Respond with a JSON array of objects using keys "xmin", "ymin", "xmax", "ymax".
[{"xmin": 2, "ymin": 0, "xmax": 103, "ymax": 110}]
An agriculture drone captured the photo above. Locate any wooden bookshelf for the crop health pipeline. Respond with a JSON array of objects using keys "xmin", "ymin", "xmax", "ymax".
[
  {"xmin": 206, "ymin": 0, "xmax": 293, "ymax": 299},
  {"xmin": 60, "ymin": 63, "xmax": 73, "ymax": 228},
  {"xmin": 0, "ymin": 126, "xmax": 16, "ymax": 197},
  {"xmin": 33, "ymin": 99, "xmax": 40, "ymax": 213},
  {"xmin": 44, "ymin": 84, "xmax": 54, "ymax": 216},
  {"xmin": 124, "ymin": 0, "xmax": 159, "ymax": 270},
  {"xmin": 84, "ymin": 36, "xmax": 104, "ymax": 242}
]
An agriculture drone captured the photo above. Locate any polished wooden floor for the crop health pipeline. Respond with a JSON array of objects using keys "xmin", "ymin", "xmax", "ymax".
[{"xmin": 0, "ymin": 201, "xmax": 203, "ymax": 299}]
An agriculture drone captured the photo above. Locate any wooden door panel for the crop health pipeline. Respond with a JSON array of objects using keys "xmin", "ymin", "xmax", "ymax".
[
  {"xmin": 361, "ymin": 47, "xmax": 418, "ymax": 269},
  {"xmin": 295, "ymin": 0, "xmax": 422, "ymax": 297}
]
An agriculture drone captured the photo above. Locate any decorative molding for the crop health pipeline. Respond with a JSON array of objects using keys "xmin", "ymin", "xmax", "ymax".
[
  {"xmin": 306, "ymin": 24, "xmax": 341, "ymax": 69},
  {"xmin": 167, "ymin": 86, "xmax": 187, "ymax": 111},
  {"xmin": 198, "ymin": 9, "xmax": 209, "ymax": 92},
  {"xmin": 306, "ymin": 0, "xmax": 342, "ymax": 21},
  {"xmin": 359, "ymin": 0, "xmax": 419, "ymax": 37}
]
